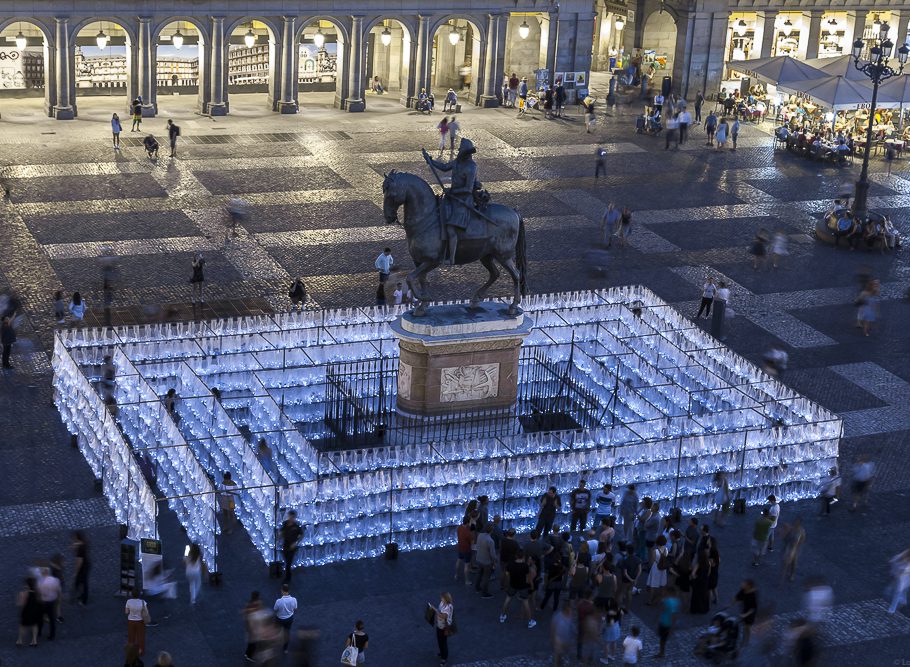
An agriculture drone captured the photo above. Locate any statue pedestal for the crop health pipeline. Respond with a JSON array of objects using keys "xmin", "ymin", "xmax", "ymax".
[{"xmin": 390, "ymin": 303, "xmax": 533, "ymax": 416}]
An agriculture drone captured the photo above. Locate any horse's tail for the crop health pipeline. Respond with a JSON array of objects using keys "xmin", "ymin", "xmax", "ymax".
[{"xmin": 516, "ymin": 214, "xmax": 528, "ymax": 295}]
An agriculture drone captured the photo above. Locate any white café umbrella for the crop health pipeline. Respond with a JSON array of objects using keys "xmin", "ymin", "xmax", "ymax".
[
  {"xmin": 779, "ymin": 75, "xmax": 902, "ymax": 110},
  {"xmin": 728, "ymin": 56, "xmax": 825, "ymax": 86},
  {"xmin": 879, "ymin": 75, "xmax": 910, "ymax": 128},
  {"xmin": 803, "ymin": 55, "xmax": 870, "ymax": 81}
]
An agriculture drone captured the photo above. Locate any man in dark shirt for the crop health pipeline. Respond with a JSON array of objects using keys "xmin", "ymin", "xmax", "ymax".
[
  {"xmin": 279, "ymin": 510, "xmax": 304, "ymax": 583},
  {"xmin": 684, "ymin": 517, "xmax": 700, "ymax": 558},
  {"xmin": 618, "ymin": 544, "xmax": 641, "ymax": 611},
  {"xmin": 500, "ymin": 550, "xmax": 537, "ymax": 628},
  {"xmin": 499, "ymin": 528, "xmax": 519, "ymax": 590},
  {"xmin": 734, "ymin": 579, "xmax": 758, "ymax": 645},
  {"xmin": 523, "ymin": 529, "xmax": 553, "ymax": 594},
  {"xmin": 536, "ymin": 486, "xmax": 561, "ymax": 536},
  {"xmin": 570, "ymin": 480, "xmax": 592, "ymax": 533}
]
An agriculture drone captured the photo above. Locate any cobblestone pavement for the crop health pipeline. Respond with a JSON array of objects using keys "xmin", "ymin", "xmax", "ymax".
[{"xmin": 1, "ymin": 82, "xmax": 910, "ymax": 665}]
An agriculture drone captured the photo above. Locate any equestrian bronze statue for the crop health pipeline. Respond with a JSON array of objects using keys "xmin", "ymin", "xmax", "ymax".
[{"xmin": 382, "ymin": 137, "xmax": 528, "ymax": 317}]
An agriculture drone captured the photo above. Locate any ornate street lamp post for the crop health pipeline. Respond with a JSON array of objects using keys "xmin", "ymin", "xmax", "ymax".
[{"xmin": 851, "ymin": 22, "xmax": 908, "ymax": 220}]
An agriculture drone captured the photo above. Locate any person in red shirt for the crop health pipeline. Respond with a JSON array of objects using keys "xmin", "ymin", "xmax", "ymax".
[{"xmin": 455, "ymin": 516, "xmax": 473, "ymax": 585}]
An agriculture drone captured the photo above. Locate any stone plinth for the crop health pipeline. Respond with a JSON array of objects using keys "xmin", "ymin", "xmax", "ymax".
[{"xmin": 390, "ymin": 303, "xmax": 533, "ymax": 416}]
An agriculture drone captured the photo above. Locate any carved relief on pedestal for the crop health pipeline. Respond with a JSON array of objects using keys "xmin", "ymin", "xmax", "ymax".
[
  {"xmin": 440, "ymin": 363, "xmax": 500, "ymax": 403},
  {"xmin": 398, "ymin": 361, "xmax": 412, "ymax": 400}
]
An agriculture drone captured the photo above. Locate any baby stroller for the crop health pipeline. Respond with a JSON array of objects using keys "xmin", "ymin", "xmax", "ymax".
[{"xmin": 693, "ymin": 611, "xmax": 739, "ymax": 664}]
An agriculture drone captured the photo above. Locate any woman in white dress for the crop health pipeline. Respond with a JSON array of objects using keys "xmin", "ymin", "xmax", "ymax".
[{"xmin": 647, "ymin": 534, "xmax": 669, "ymax": 605}]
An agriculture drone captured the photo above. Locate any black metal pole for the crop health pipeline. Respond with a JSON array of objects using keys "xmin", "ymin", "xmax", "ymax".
[{"xmin": 854, "ymin": 74, "xmax": 880, "ymax": 220}]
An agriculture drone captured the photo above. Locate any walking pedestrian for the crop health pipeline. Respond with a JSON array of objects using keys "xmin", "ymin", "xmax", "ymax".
[
  {"xmin": 730, "ymin": 118, "xmax": 740, "ymax": 150},
  {"xmin": 602, "ymin": 203, "xmax": 621, "ymax": 247},
  {"xmin": 500, "ymin": 549, "xmax": 537, "ymax": 628},
  {"xmin": 53, "ymin": 290, "xmax": 66, "ymax": 324},
  {"xmin": 190, "ymin": 252, "xmax": 206, "ymax": 303},
  {"xmin": 279, "ymin": 510, "xmax": 304, "ymax": 583},
  {"xmin": 856, "ymin": 279, "xmax": 880, "ymax": 337},
  {"xmin": 184, "ymin": 543, "xmax": 204, "ymax": 604},
  {"xmin": 750, "ymin": 230, "xmax": 769, "ymax": 270},
  {"xmin": 243, "ymin": 591, "xmax": 267, "ymax": 662},
  {"xmin": 375, "ymin": 283, "xmax": 387, "ymax": 307},
  {"xmin": 583, "ymin": 95, "xmax": 597, "ymax": 133},
  {"xmin": 619, "ymin": 544, "xmax": 641, "ymax": 612},
  {"xmin": 678, "ymin": 107, "xmax": 691, "ymax": 144},
  {"xmin": 819, "ymin": 466, "xmax": 840, "ymax": 515},
  {"xmin": 647, "ymin": 535, "xmax": 669, "ymax": 605},
  {"xmin": 68, "ymin": 292, "xmax": 86, "ymax": 324},
  {"xmin": 72, "ymin": 531, "xmax": 90, "ymax": 606},
  {"xmin": 554, "ymin": 79, "xmax": 566, "ymax": 118},
  {"xmin": 888, "ymin": 549, "xmax": 910, "ymax": 614},
  {"xmin": 508, "ymin": 73, "xmax": 519, "ymax": 107},
  {"xmin": 217, "ymin": 471, "xmax": 239, "ymax": 534},
  {"xmin": 551, "ymin": 602, "xmax": 574, "ymax": 666},
  {"xmin": 619, "ymin": 485, "xmax": 638, "ymax": 542},
  {"xmin": 694, "ymin": 91, "xmax": 705, "ymax": 123},
  {"xmin": 850, "ymin": 455, "xmax": 875, "ymax": 511},
  {"xmin": 375, "ymin": 247, "xmax": 393, "ymax": 284},
  {"xmin": 454, "ymin": 516, "xmax": 473, "ymax": 585},
  {"xmin": 689, "ymin": 548, "xmax": 711, "ymax": 614},
  {"xmin": 733, "ymin": 579, "xmax": 758, "ymax": 645},
  {"xmin": 36, "ymin": 567, "xmax": 61, "ymax": 640},
  {"xmin": 622, "ymin": 626, "xmax": 643, "ymax": 665},
  {"xmin": 577, "ymin": 591, "xmax": 600, "ymax": 666},
  {"xmin": 16, "ymin": 577, "xmax": 41, "ymax": 647},
  {"xmin": 751, "ymin": 510, "xmax": 773, "ymax": 566},
  {"xmin": 432, "ymin": 592, "xmax": 455, "ymax": 666},
  {"xmin": 655, "ymin": 586, "xmax": 680, "ymax": 657},
  {"xmin": 539, "ymin": 557, "xmax": 566, "ymax": 613},
  {"xmin": 1, "ymin": 315, "xmax": 15, "ymax": 369},
  {"xmin": 594, "ymin": 145, "xmax": 607, "ymax": 179},
  {"xmin": 536, "ymin": 486, "xmax": 561, "ymax": 537},
  {"xmin": 710, "ymin": 282, "xmax": 730, "ymax": 341},
  {"xmin": 448, "ymin": 116, "xmax": 460, "ymax": 153},
  {"xmin": 274, "ymin": 584, "xmax": 298, "ymax": 653},
  {"xmin": 781, "ymin": 518, "xmax": 805, "ymax": 582},
  {"xmin": 437, "ymin": 116, "xmax": 450, "ymax": 156},
  {"xmin": 570, "ymin": 480, "xmax": 592, "ymax": 532},
  {"xmin": 131, "ymin": 98, "xmax": 142, "ymax": 131},
  {"xmin": 771, "ymin": 230, "xmax": 788, "ymax": 268},
  {"xmin": 618, "ymin": 207, "xmax": 633, "ymax": 248},
  {"xmin": 715, "ymin": 117, "xmax": 729, "ymax": 149},
  {"xmin": 111, "ymin": 113, "xmax": 123, "ymax": 149},
  {"xmin": 518, "ymin": 77, "xmax": 529, "ymax": 114},
  {"xmin": 125, "ymin": 588, "xmax": 149, "ymax": 656},
  {"xmin": 696, "ymin": 277, "xmax": 716, "ymax": 319},
  {"xmin": 343, "ymin": 620, "xmax": 369, "ymax": 665},
  {"xmin": 288, "ymin": 277, "xmax": 307, "ymax": 312},
  {"xmin": 475, "ymin": 524, "xmax": 497, "ymax": 597},
  {"xmin": 704, "ymin": 110, "xmax": 717, "ymax": 145},
  {"xmin": 803, "ymin": 577, "xmax": 833, "ymax": 630},
  {"xmin": 766, "ymin": 495, "xmax": 780, "ymax": 551},
  {"xmin": 166, "ymin": 119, "xmax": 180, "ymax": 157},
  {"xmin": 664, "ymin": 114, "xmax": 679, "ymax": 150}
]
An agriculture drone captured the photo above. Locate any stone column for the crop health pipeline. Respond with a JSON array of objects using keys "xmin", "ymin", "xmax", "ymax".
[
  {"xmin": 53, "ymin": 17, "xmax": 74, "ymax": 119},
  {"xmin": 479, "ymin": 13, "xmax": 500, "ymax": 107},
  {"xmin": 345, "ymin": 15, "xmax": 366, "ymax": 111},
  {"xmin": 208, "ymin": 16, "xmax": 227, "ymax": 116},
  {"xmin": 757, "ymin": 11, "xmax": 778, "ymax": 58},
  {"xmin": 848, "ymin": 10, "xmax": 868, "ymax": 51},
  {"xmin": 138, "ymin": 17, "xmax": 156, "ymax": 116},
  {"xmin": 801, "ymin": 10, "xmax": 823, "ymax": 60},
  {"xmin": 895, "ymin": 11, "xmax": 909, "ymax": 49},
  {"xmin": 545, "ymin": 10, "xmax": 559, "ymax": 81},
  {"xmin": 401, "ymin": 31, "xmax": 419, "ymax": 107},
  {"xmin": 685, "ymin": 9, "xmax": 729, "ymax": 101},
  {"xmin": 278, "ymin": 16, "xmax": 298, "ymax": 113},
  {"xmin": 413, "ymin": 15, "xmax": 433, "ymax": 101},
  {"xmin": 491, "ymin": 13, "xmax": 508, "ymax": 101}
]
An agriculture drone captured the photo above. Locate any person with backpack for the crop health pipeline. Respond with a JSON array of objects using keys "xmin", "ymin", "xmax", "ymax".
[
  {"xmin": 131, "ymin": 98, "xmax": 143, "ymax": 131},
  {"xmin": 647, "ymin": 535, "xmax": 669, "ymax": 605},
  {"xmin": 166, "ymin": 119, "xmax": 181, "ymax": 157}
]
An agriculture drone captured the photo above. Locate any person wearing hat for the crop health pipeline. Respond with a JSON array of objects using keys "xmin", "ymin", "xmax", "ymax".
[
  {"xmin": 583, "ymin": 95, "xmax": 597, "ymax": 133},
  {"xmin": 518, "ymin": 77, "xmax": 529, "ymax": 113},
  {"xmin": 422, "ymin": 138, "xmax": 481, "ymax": 265},
  {"xmin": 766, "ymin": 495, "xmax": 780, "ymax": 552},
  {"xmin": 444, "ymin": 88, "xmax": 458, "ymax": 112}
]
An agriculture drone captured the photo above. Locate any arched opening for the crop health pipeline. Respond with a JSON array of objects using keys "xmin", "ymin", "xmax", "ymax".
[
  {"xmin": 297, "ymin": 19, "xmax": 345, "ymax": 110},
  {"xmin": 504, "ymin": 13, "xmax": 550, "ymax": 95},
  {"xmin": 227, "ymin": 19, "xmax": 276, "ymax": 112},
  {"xmin": 73, "ymin": 20, "xmax": 133, "ymax": 117},
  {"xmin": 640, "ymin": 11, "xmax": 677, "ymax": 82},
  {"xmin": 155, "ymin": 20, "xmax": 206, "ymax": 116},
  {"xmin": 0, "ymin": 21, "xmax": 51, "ymax": 119},
  {"xmin": 432, "ymin": 19, "xmax": 482, "ymax": 105},
  {"xmin": 365, "ymin": 19, "xmax": 411, "ymax": 109},
  {"xmin": 592, "ymin": 3, "xmax": 628, "ymax": 72}
]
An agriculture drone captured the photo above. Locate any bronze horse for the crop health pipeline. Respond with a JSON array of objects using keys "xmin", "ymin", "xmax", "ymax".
[{"xmin": 382, "ymin": 170, "xmax": 528, "ymax": 316}]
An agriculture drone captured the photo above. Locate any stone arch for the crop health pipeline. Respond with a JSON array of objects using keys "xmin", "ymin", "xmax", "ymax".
[
  {"xmin": 0, "ymin": 18, "xmax": 55, "ymax": 117},
  {"xmin": 223, "ymin": 16, "xmax": 281, "ymax": 111},
  {"xmin": 362, "ymin": 16, "xmax": 415, "ymax": 104},
  {"xmin": 429, "ymin": 15, "xmax": 486, "ymax": 105},
  {"xmin": 296, "ymin": 16, "xmax": 350, "ymax": 109},
  {"xmin": 640, "ymin": 10, "xmax": 678, "ymax": 84},
  {"xmin": 69, "ymin": 18, "xmax": 138, "ymax": 117},
  {"xmin": 152, "ymin": 17, "xmax": 210, "ymax": 114}
]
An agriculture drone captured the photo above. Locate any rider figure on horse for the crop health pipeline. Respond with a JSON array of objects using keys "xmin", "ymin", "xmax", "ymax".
[{"xmin": 422, "ymin": 138, "xmax": 481, "ymax": 265}]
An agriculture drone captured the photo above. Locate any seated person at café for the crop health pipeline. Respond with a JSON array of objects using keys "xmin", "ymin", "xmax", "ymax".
[{"xmin": 775, "ymin": 124, "xmax": 790, "ymax": 141}]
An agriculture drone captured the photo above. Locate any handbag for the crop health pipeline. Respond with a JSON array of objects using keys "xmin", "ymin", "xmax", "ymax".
[
  {"xmin": 340, "ymin": 633, "xmax": 359, "ymax": 666},
  {"xmin": 424, "ymin": 603, "xmax": 435, "ymax": 626},
  {"xmin": 140, "ymin": 600, "xmax": 151, "ymax": 624},
  {"xmin": 444, "ymin": 619, "xmax": 458, "ymax": 636}
]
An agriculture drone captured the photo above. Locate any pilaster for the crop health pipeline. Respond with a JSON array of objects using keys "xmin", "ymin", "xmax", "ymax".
[
  {"xmin": 479, "ymin": 13, "xmax": 501, "ymax": 107},
  {"xmin": 757, "ymin": 11, "xmax": 778, "ymax": 59},
  {"xmin": 278, "ymin": 16, "xmax": 298, "ymax": 113},
  {"xmin": 53, "ymin": 17, "xmax": 74, "ymax": 120},
  {"xmin": 208, "ymin": 16, "xmax": 227, "ymax": 116},
  {"xmin": 138, "ymin": 17, "xmax": 156, "ymax": 116},
  {"xmin": 801, "ymin": 10, "xmax": 823, "ymax": 60},
  {"xmin": 345, "ymin": 15, "xmax": 365, "ymax": 112}
]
